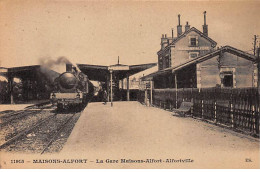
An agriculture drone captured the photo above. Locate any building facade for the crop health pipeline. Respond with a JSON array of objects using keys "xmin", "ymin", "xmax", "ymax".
[
  {"xmin": 142, "ymin": 12, "xmax": 258, "ymax": 89},
  {"xmin": 158, "ymin": 13, "xmax": 217, "ymax": 71}
]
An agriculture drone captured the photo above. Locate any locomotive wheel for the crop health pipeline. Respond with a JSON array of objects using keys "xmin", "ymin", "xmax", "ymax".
[
  {"xmin": 57, "ymin": 103, "xmax": 64, "ymax": 112},
  {"xmin": 68, "ymin": 104, "xmax": 80, "ymax": 112}
]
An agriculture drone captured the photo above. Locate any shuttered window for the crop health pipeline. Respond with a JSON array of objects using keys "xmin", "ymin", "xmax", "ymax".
[{"xmin": 189, "ymin": 36, "xmax": 199, "ymax": 47}]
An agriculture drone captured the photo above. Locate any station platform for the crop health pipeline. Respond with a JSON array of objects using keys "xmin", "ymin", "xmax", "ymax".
[{"xmin": 61, "ymin": 101, "xmax": 259, "ymax": 168}]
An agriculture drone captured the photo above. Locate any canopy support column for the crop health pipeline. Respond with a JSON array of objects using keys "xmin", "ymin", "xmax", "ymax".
[
  {"xmin": 8, "ymin": 75, "xmax": 14, "ymax": 104},
  {"xmin": 110, "ymin": 70, "xmax": 113, "ymax": 107},
  {"xmin": 175, "ymin": 73, "xmax": 178, "ymax": 108},
  {"xmin": 127, "ymin": 74, "xmax": 130, "ymax": 101}
]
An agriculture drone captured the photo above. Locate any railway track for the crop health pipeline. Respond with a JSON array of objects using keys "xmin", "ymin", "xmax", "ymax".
[
  {"xmin": 24, "ymin": 101, "xmax": 52, "ymax": 110},
  {"xmin": 0, "ymin": 101, "xmax": 54, "ymax": 125},
  {"xmin": 0, "ymin": 101, "xmax": 52, "ymax": 117},
  {"xmin": 0, "ymin": 113, "xmax": 57, "ymax": 149},
  {"xmin": 0, "ymin": 110, "xmax": 25, "ymax": 118},
  {"xmin": 40, "ymin": 113, "xmax": 76, "ymax": 154},
  {"xmin": 0, "ymin": 112, "xmax": 79, "ymax": 154},
  {"xmin": 0, "ymin": 110, "xmax": 40, "ymax": 127}
]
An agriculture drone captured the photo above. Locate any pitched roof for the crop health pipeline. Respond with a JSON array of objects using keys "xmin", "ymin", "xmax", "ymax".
[
  {"xmin": 171, "ymin": 27, "xmax": 217, "ymax": 47},
  {"xmin": 142, "ymin": 45, "xmax": 257, "ymax": 80},
  {"xmin": 157, "ymin": 27, "xmax": 217, "ymax": 54}
]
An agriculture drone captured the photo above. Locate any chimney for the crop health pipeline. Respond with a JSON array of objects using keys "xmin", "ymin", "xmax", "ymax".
[
  {"xmin": 161, "ymin": 34, "xmax": 168, "ymax": 49},
  {"xmin": 177, "ymin": 14, "xmax": 182, "ymax": 37},
  {"xmin": 185, "ymin": 21, "xmax": 190, "ymax": 32},
  {"xmin": 171, "ymin": 28, "xmax": 174, "ymax": 38},
  {"xmin": 66, "ymin": 63, "xmax": 72, "ymax": 72},
  {"xmin": 202, "ymin": 11, "xmax": 208, "ymax": 36}
]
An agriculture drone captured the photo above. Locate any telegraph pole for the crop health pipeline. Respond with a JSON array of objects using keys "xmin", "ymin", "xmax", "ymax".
[
  {"xmin": 110, "ymin": 69, "xmax": 113, "ymax": 107},
  {"xmin": 257, "ymin": 45, "xmax": 260, "ymax": 135},
  {"xmin": 253, "ymin": 35, "xmax": 257, "ymax": 56},
  {"xmin": 257, "ymin": 44, "xmax": 260, "ymax": 90}
]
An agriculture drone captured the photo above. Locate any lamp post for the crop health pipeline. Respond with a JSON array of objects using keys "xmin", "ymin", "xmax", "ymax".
[{"xmin": 110, "ymin": 69, "xmax": 113, "ymax": 107}]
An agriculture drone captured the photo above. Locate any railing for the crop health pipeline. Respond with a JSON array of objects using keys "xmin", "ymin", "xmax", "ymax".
[{"xmin": 138, "ymin": 87, "xmax": 259, "ymax": 136}]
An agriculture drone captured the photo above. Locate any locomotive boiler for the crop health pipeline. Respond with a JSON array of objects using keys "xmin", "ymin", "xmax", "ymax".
[{"xmin": 50, "ymin": 64, "xmax": 94, "ymax": 111}]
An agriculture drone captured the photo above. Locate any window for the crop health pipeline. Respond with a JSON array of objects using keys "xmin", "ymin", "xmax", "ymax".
[
  {"xmin": 223, "ymin": 75, "xmax": 233, "ymax": 87},
  {"xmin": 220, "ymin": 71, "xmax": 233, "ymax": 87},
  {"xmin": 190, "ymin": 38, "xmax": 196, "ymax": 46},
  {"xmin": 189, "ymin": 52, "xmax": 199, "ymax": 58},
  {"xmin": 165, "ymin": 56, "xmax": 170, "ymax": 68},
  {"xmin": 159, "ymin": 57, "xmax": 163, "ymax": 70},
  {"xmin": 189, "ymin": 36, "xmax": 198, "ymax": 47}
]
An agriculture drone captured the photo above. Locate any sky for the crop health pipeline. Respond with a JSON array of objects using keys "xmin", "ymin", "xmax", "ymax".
[{"xmin": 0, "ymin": 0, "xmax": 260, "ymax": 69}]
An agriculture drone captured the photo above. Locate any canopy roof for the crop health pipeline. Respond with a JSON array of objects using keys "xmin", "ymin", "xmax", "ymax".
[
  {"xmin": 0, "ymin": 62, "xmax": 157, "ymax": 82},
  {"xmin": 77, "ymin": 63, "xmax": 157, "ymax": 81}
]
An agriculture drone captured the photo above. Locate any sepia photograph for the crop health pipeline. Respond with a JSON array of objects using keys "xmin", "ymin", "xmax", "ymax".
[{"xmin": 0, "ymin": 0, "xmax": 259, "ymax": 169}]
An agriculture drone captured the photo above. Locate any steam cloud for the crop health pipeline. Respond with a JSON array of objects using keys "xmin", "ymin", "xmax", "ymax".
[
  {"xmin": 39, "ymin": 56, "xmax": 72, "ymax": 70},
  {"xmin": 38, "ymin": 56, "xmax": 72, "ymax": 83}
]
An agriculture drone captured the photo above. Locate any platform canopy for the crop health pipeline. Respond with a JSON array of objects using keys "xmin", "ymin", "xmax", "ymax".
[
  {"xmin": 77, "ymin": 62, "xmax": 157, "ymax": 82},
  {"xmin": 0, "ymin": 65, "xmax": 59, "ymax": 81},
  {"xmin": 0, "ymin": 62, "xmax": 156, "ymax": 82},
  {"xmin": 0, "ymin": 65, "xmax": 42, "ymax": 79}
]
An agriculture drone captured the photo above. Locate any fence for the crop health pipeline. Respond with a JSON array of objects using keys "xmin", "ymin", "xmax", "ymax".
[{"xmin": 137, "ymin": 87, "xmax": 259, "ymax": 136}]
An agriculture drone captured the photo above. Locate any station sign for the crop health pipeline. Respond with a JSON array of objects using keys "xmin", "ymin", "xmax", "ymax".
[{"xmin": 176, "ymin": 46, "xmax": 210, "ymax": 51}]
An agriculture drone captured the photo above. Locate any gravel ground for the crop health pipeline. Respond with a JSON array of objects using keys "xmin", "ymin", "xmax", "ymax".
[
  {"xmin": 0, "ymin": 110, "xmax": 14, "ymax": 115},
  {"xmin": 0, "ymin": 110, "xmax": 54, "ymax": 145},
  {"xmin": 0, "ymin": 110, "xmax": 25, "ymax": 119},
  {"xmin": 3, "ymin": 112, "xmax": 81, "ymax": 154},
  {"xmin": 43, "ymin": 112, "xmax": 81, "ymax": 153}
]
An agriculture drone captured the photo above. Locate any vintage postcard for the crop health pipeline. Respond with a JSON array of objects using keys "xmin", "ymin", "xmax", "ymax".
[{"xmin": 0, "ymin": 0, "xmax": 259, "ymax": 169}]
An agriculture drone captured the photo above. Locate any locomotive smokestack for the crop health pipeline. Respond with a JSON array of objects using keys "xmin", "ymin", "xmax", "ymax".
[{"xmin": 66, "ymin": 64, "xmax": 73, "ymax": 72}]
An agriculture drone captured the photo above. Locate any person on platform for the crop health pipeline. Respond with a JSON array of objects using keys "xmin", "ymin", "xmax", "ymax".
[{"xmin": 103, "ymin": 90, "xmax": 107, "ymax": 105}]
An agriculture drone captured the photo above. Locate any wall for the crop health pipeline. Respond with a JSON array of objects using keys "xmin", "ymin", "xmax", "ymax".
[
  {"xmin": 198, "ymin": 52, "xmax": 255, "ymax": 88},
  {"xmin": 171, "ymin": 31, "xmax": 214, "ymax": 67}
]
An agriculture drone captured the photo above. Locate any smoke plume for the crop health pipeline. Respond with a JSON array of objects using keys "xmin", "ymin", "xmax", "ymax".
[
  {"xmin": 38, "ymin": 56, "xmax": 72, "ymax": 83},
  {"xmin": 39, "ymin": 56, "xmax": 72, "ymax": 72},
  {"xmin": 38, "ymin": 56, "xmax": 82, "ymax": 84}
]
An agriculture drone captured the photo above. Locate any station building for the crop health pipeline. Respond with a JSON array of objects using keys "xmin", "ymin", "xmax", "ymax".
[{"xmin": 142, "ymin": 12, "xmax": 258, "ymax": 89}]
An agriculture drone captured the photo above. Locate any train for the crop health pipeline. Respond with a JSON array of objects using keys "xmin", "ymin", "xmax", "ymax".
[{"xmin": 50, "ymin": 64, "xmax": 95, "ymax": 111}]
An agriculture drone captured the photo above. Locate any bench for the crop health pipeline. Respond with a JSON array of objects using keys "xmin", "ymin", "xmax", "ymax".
[{"xmin": 172, "ymin": 101, "xmax": 193, "ymax": 117}]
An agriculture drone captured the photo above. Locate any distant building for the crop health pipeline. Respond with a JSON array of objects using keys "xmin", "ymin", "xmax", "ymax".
[{"xmin": 142, "ymin": 12, "xmax": 258, "ymax": 89}]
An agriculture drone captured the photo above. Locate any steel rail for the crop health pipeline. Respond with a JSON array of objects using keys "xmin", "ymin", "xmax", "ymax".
[
  {"xmin": 40, "ymin": 113, "xmax": 76, "ymax": 154},
  {"xmin": 0, "ymin": 111, "xmax": 39, "ymax": 127},
  {"xmin": 0, "ymin": 113, "xmax": 57, "ymax": 150}
]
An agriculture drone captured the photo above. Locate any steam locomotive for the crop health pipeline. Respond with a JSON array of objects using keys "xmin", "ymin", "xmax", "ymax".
[{"xmin": 50, "ymin": 64, "xmax": 94, "ymax": 111}]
